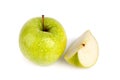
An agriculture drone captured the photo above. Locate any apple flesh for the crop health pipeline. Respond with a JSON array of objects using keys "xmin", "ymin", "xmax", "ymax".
[
  {"xmin": 64, "ymin": 30, "xmax": 98, "ymax": 68},
  {"xmin": 19, "ymin": 17, "xmax": 67, "ymax": 65}
]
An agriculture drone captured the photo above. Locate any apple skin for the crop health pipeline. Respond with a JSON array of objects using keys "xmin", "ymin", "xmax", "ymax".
[{"xmin": 19, "ymin": 17, "xmax": 67, "ymax": 65}]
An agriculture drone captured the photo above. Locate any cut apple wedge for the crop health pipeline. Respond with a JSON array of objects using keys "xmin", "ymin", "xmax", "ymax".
[{"xmin": 64, "ymin": 30, "xmax": 99, "ymax": 68}]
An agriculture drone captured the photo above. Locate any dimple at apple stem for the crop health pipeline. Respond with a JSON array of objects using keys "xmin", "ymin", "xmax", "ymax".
[{"xmin": 42, "ymin": 15, "xmax": 44, "ymax": 30}]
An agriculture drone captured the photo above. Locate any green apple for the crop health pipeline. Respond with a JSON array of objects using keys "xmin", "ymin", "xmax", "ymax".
[
  {"xmin": 19, "ymin": 15, "xmax": 67, "ymax": 65},
  {"xmin": 64, "ymin": 30, "xmax": 98, "ymax": 68}
]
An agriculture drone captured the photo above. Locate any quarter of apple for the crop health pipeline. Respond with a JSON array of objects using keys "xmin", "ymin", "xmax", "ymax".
[{"xmin": 64, "ymin": 30, "xmax": 99, "ymax": 68}]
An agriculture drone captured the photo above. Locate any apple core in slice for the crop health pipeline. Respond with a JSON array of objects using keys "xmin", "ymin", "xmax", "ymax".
[{"xmin": 64, "ymin": 30, "xmax": 99, "ymax": 68}]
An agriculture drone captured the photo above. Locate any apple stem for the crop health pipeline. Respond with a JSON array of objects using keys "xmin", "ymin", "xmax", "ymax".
[{"xmin": 42, "ymin": 15, "xmax": 45, "ymax": 31}]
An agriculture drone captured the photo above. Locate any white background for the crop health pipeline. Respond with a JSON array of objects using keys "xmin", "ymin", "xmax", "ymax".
[{"xmin": 0, "ymin": 0, "xmax": 120, "ymax": 80}]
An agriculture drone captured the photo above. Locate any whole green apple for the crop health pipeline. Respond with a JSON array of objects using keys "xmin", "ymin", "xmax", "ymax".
[{"xmin": 19, "ymin": 15, "xmax": 67, "ymax": 65}]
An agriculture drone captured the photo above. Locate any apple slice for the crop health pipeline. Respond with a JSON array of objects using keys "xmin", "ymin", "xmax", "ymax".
[{"xmin": 64, "ymin": 30, "xmax": 99, "ymax": 68}]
